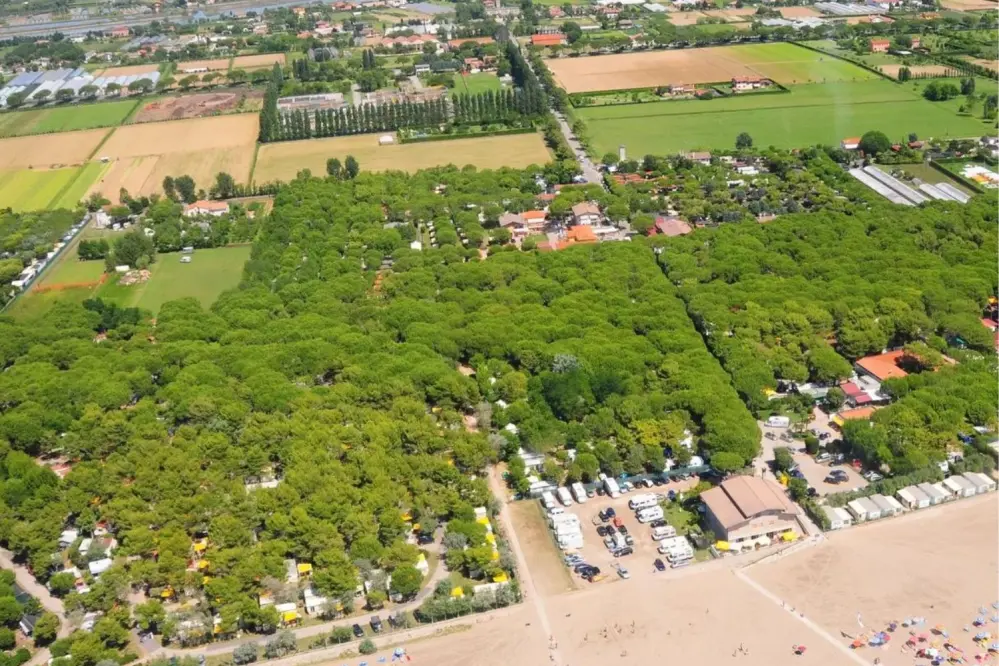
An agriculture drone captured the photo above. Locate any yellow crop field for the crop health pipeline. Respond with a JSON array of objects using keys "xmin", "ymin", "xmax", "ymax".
[
  {"xmin": 253, "ymin": 132, "xmax": 552, "ymax": 183},
  {"xmin": 0, "ymin": 129, "xmax": 109, "ymax": 169}
]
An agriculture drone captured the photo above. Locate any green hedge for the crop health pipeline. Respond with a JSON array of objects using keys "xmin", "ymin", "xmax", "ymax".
[{"xmin": 399, "ymin": 126, "xmax": 536, "ymax": 144}]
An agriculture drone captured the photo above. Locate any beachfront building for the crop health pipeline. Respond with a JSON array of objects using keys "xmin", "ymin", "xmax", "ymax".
[
  {"xmin": 822, "ymin": 506, "xmax": 853, "ymax": 530},
  {"xmin": 917, "ymin": 482, "xmax": 947, "ymax": 505},
  {"xmin": 944, "ymin": 475, "xmax": 976, "ymax": 498},
  {"xmin": 869, "ymin": 494, "xmax": 903, "ymax": 517},
  {"xmin": 896, "ymin": 486, "xmax": 931, "ymax": 509},
  {"xmin": 846, "ymin": 497, "xmax": 881, "ymax": 522},
  {"xmin": 701, "ymin": 476, "xmax": 799, "ymax": 545},
  {"xmin": 961, "ymin": 472, "xmax": 996, "ymax": 494}
]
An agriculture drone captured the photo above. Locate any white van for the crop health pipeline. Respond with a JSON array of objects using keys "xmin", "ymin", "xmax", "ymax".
[
  {"xmin": 541, "ymin": 491, "xmax": 557, "ymax": 510},
  {"xmin": 556, "ymin": 487, "xmax": 574, "ymax": 506},
  {"xmin": 547, "ymin": 507, "xmax": 565, "ymax": 517},
  {"xmin": 628, "ymin": 494, "xmax": 657, "ymax": 510},
  {"xmin": 637, "ymin": 506, "xmax": 664, "ymax": 524},
  {"xmin": 766, "ymin": 415, "xmax": 790, "ymax": 428},
  {"xmin": 651, "ymin": 525, "xmax": 677, "ymax": 540}
]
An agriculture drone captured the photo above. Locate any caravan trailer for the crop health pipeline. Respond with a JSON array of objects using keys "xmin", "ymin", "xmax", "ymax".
[
  {"xmin": 628, "ymin": 494, "xmax": 658, "ymax": 511},
  {"xmin": 556, "ymin": 487, "xmax": 574, "ymax": 506},
  {"xmin": 541, "ymin": 491, "xmax": 557, "ymax": 510},
  {"xmin": 637, "ymin": 506, "xmax": 664, "ymax": 524},
  {"xmin": 571, "ymin": 482, "xmax": 588, "ymax": 503}
]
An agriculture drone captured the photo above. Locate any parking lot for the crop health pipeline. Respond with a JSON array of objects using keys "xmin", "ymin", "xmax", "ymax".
[
  {"xmin": 558, "ymin": 477, "xmax": 700, "ymax": 587},
  {"xmin": 790, "ymin": 449, "xmax": 869, "ymax": 496}
]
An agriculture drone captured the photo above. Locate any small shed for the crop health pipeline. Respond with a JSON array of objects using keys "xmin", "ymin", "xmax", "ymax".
[
  {"xmin": 897, "ymin": 486, "xmax": 931, "ymax": 509},
  {"xmin": 869, "ymin": 493, "xmax": 902, "ymax": 517},
  {"xmin": 822, "ymin": 506, "xmax": 852, "ymax": 530},
  {"xmin": 962, "ymin": 471, "xmax": 996, "ymax": 494},
  {"xmin": 917, "ymin": 482, "xmax": 946, "ymax": 505},
  {"xmin": 944, "ymin": 475, "xmax": 976, "ymax": 498},
  {"xmin": 846, "ymin": 498, "xmax": 880, "ymax": 522},
  {"xmin": 931, "ymin": 482, "xmax": 955, "ymax": 500}
]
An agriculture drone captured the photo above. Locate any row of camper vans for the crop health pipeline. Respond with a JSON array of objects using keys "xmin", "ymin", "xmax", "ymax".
[{"xmin": 542, "ymin": 484, "xmax": 591, "ymax": 510}]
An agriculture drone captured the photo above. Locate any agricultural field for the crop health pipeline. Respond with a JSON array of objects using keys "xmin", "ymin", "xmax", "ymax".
[
  {"xmin": 253, "ymin": 132, "xmax": 552, "ymax": 183},
  {"xmin": 177, "ymin": 58, "xmax": 232, "ymax": 72},
  {"xmin": 232, "ymin": 53, "xmax": 287, "ymax": 70},
  {"xmin": 0, "ymin": 100, "xmax": 139, "ymax": 138},
  {"xmin": 133, "ymin": 90, "xmax": 265, "ymax": 123},
  {"xmin": 0, "ymin": 128, "xmax": 108, "ymax": 169},
  {"xmin": 99, "ymin": 245, "xmax": 251, "ymax": 312},
  {"xmin": 880, "ymin": 64, "xmax": 960, "ymax": 79},
  {"xmin": 456, "ymin": 72, "xmax": 502, "ymax": 94},
  {"xmin": 89, "ymin": 114, "xmax": 259, "ymax": 198},
  {"xmin": 93, "ymin": 64, "xmax": 160, "ymax": 77},
  {"xmin": 578, "ymin": 80, "xmax": 991, "ymax": 154},
  {"xmin": 0, "ymin": 161, "xmax": 107, "ymax": 212},
  {"xmin": 545, "ymin": 43, "xmax": 878, "ymax": 93}
]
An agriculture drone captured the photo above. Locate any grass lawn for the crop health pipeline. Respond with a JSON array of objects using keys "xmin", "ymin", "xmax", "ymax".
[
  {"xmin": 0, "ymin": 99, "xmax": 138, "ymax": 137},
  {"xmin": 38, "ymin": 258, "xmax": 105, "ymax": 287},
  {"xmin": 906, "ymin": 77, "xmax": 995, "ymax": 115},
  {"xmin": 0, "ymin": 161, "xmax": 107, "ymax": 212},
  {"xmin": 97, "ymin": 245, "xmax": 251, "ymax": 313},
  {"xmin": 578, "ymin": 80, "xmax": 992, "ymax": 154},
  {"xmin": 457, "ymin": 72, "xmax": 501, "ymax": 94},
  {"xmin": 6, "ymin": 287, "xmax": 96, "ymax": 319},
  {"xmin": 732, "ymin": 42, "xmax": 880, "ymax": 84},
  {"xmin": 51, "ymin": 161, "xmax": 110, "ymax": 210}
]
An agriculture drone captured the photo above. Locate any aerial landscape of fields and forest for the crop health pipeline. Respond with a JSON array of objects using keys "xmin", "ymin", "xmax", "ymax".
[{"xmin": 0, "ymin": 1, "xmax": 995, "ymax": 666}]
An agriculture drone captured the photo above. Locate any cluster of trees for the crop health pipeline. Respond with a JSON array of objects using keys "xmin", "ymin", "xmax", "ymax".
[
  {"xmin": 451, "ymin": 87, "xmax": 545, "ymax": 126},
  {"xmin": 414, "ymin": 578, "xmax": 518, "ymax": 624},
  {"xmin": 651, "ymin": 196, "xmax": 998, "ymax": 416},
  {"xmin": 922, "ymin": 80, "xmax": 961, "ymax": 102},
  {"xmin": 259, "ymin": 63, "xmax": 285, "ymax": 143},
  {"xmin": 278, "ymin": 97, "xmax": 451, "ymax": 142},
  {"xmin": 77, "ymin": 239, "xmax": 110, "ymax": 261},
  {"xmin": 0, "ymin": 209, "xmax": 80, "ymax": 303}
]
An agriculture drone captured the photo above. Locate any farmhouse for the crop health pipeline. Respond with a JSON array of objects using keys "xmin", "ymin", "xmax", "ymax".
[
  {"xmin": 841, "ymin": 137, "xmax": 861, "ymax": 150},
  {"xmin": 183, "ymin": 200, "xmax": 230, "ymax": 217},
  {"xmin": 648, "ymin": 216, "xmax": 692, "ymax": 237},
  {"xmin": 855, "ymin": 349, "xmax": 908, "ymax": 385},
  {"xmin": 870, "ymin": 38, "xmax": 891, "ymax": 53},
  {"xmin": 701, "ymin": 476, "xmax": 799, "ymax": 545},
  {"xmin": 732, "ymin": 76, "xmax": 771, "ymax": 91}
]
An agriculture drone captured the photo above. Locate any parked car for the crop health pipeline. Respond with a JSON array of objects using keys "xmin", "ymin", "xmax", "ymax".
[
  {"xmin": 596, "ymin": 526, "xmax": 608, "ymax": 537},
  {"xmin": 605, "ymin": 507, "xmax": 616, "ymax": 518},
  {"xmin": 616, "ymin": 566, "xmax": 630, "ymax": 579},
  {"xmin": 624, "ymin": 535, "xmax": 635, "ymax": 546},
  {"xmin": 654, "ymin": 558, "xmax": 666, "ymax": 572},
  {"xmin": 618, "ymin": 525, "xmax": 629, "ymax": 536},
  {"xmin": 370, "ymin": 616, "xmax": 383, "ymax": 633},
  {"xmin": 765, "ymin": 432, "xmax": 776, "ymax": 440},
  {"xmin": 596, "ymin": 487, "xmax": 606, "ymax": 496},
  {"xmin": 613, "ymin": 546, "xmax": 633, "ymax": 558},
  {"xmin": 649, "ymin": 519, "xmax": 667, "ymax": 529},
  {"xmin": 863, "ymin": 471, "xmax": 884, "ymax": 482},
  {"xmin": 815, "ymin": 453, "xmax": 832, "ymax": 464},
  {"xmin": 790, "ymin": 469, "xmax": 805, "ymax": 479},
  {"xmin": 642, "ymin": 479, "xmax": 654, "ymax": 488},
  {"xmin": 652, "ymin": 478, "xmax": 664, "ymax": 486},
  {"xmin": 807, "ymin": 487, "xmax": 818, "ymax": 498},
  {"xmin": 586, "ymin": 489, "xmax": 596, "ymax": 498},
  {"xmin": 352, "ymin": 624, "xmax": 364, "ymax": 638},
  {"xmin": 606, "ymin": 525, "xmax": 617, "ymax": 536}
]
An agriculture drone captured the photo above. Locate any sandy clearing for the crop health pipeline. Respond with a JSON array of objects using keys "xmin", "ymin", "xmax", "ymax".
[
  {"xmin": 508, "ymin": 500, "xmax": 576, "ymax": 598},
  {"xmin": 780, "ymin": 5, "xmax": 823, "ymax": 16},
  {"xmin": 667, "ymin": 11, "xmax": 707, "ymax": 24},
  {"xmin": 177, "ymin": 58, "xmax": 231, "ymax": 72},
  {"xmin": 703, "ymin": 7, "xmax": 757, "ymax": 20},
  {"xmin": 545, "ymin": 563, "xmax": 853, "ymax": 666},
  {"xmin": 232, "ymin": 53, "xmax": 286, "ymax": 70},
  {"xmin": 881, "ymin": 64, "xmax": 958, "ymax": 78},
  {"xmin": 749, "ymin": 495, "xmax": 998, "ymax": 666},
  {"xmin": 99, "ymin": 114, "xmax": 259, "ymax": 158},
  {"xmin": 89, "ymin": 144, "xmax": 255, "ymax": 198},
  {"xmin": 253, "ymin": 132, "xmax": 551, "ymax": 182},
  {"xmin": 968, "ymin": 57, "xmax": 999, "ymax": 72},
  {"xmin": 0, "ymin": 129, "xmax": 109, "ymax": 169},
  {"xmin": 544, "ymin": 48, "xmax": 761, "ymax": 92},
  {"xmin": 95, "ymin": 64, "xmax": 160, "ymax": 77}
]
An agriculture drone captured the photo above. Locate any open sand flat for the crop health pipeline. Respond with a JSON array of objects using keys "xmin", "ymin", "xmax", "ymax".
[
  {"xmin": 401, "ymin": 606, "xmax": 550, "ymax": 666},
  {"xmin": 95, "ymin": 63, "xmax": 160, "ymax": 77},
  {"xmin": 968, "ymin": 57, "xmax": 999, "ymax": 72},
  {"xmin": 545, "ymin": 563, "xmax": 853, "ymax": 665},
  {"xmin": 232, "ymin": 53, "xmax": 286, "ymax": 70},
  {"xmin": 881, "ymin": 64, "xmax": 958, "ymax": 79},
  {"xmin": 253, "ymin": 132, "xmax": 552, "ymax": 183},
  {"xmin": 780, "ymin": 5, "xmax": 823, "ymax": 16},
  {"xmin": 0, "ymin": 128, "xmax": 108, "ymax": 169},
  {"xmin": 749, "ymin": 495, "xmax": 998, "ymax": 666},
  {"xmin": 99, "ymin": 114, "xmax": 259, "ymax": 158},
  {"xmin": 703, "ymin": 7, "xmax": 757, "ymax": 20},
  {"xmin": 667, "ymin": 10, "xmax": 707, "ymax": 24},
  {"xmin": 545, "ymin": 48, "xmax": 761, "ymax": 92}
]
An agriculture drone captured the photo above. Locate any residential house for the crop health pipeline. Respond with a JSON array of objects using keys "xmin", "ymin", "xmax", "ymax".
[
  {"xmin": 109, "ymin": 26, "xmax": 130, "ymax": 38},
  {"xmin": 183, "ymin": 200, "xmax": 230, "ymax": 217},
  {"xmin": 564, "ymin": 224, "xmax": 598, "ymax": 245},
  {"xmin": 841, "ymin": 137, "xmax": 861, "ymax": 151},
  {"xmin": 649, "ymin": 216, "xmax": 692, "ymax": 237},
  {"xmin": 521, "ymin": 209, "xmax": 547, "ymax": 232},
  {"xmin": 855, "ymin": 350, "xmax": 908, "ymax": 385},
  {"xmin": 571, "ymin": 201, "xmax": 601, "ymax": 226},
  {"xmin": 687, "ymin": 151, "xmax": 712, "ymax": 165},
  {"xmin": 732, "ymin": 76, "xmax": 771, "ymax": 91},
  {"xmin": 869, "ymin": 38, "xmax": 890, "ymax": 53},
  {"xmin": 88, "ymin": 558, "xmax": 113, "ymax": 577}
]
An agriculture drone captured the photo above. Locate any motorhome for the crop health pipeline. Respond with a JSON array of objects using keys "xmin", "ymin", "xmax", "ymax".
[
  {"xmin": 541, "ymin": 491, "xmax": 557, "ymax": 510},
  {"xmin": 556, "ymin": 487, "xmax": 574, "ymax": 506},
  {"xmin": 628, "ymin": 494, "xmax": 658, "ymax": 511},
  {"xmin": 637, "ymin": 506, "xmax": 664, "ymax": 523},
  {"xmin": 571, "ymin": 482, "xmax": 588, "ymax": 504},
  {"xmin": 604, "ymin": 477, "xmax": 620, "ymax": 498}
]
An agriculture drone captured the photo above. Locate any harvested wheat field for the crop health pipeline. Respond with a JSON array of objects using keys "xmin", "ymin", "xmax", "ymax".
[
  {"xmin": 253, "ymin": 132, "xmax": 552, "ymax": 183},
  {"xmin": 940, "ymin": 0, "xmax": 996, "ymax": 9},
  {"xmin": 881, "ymin": 64, "xmax": 958, "ymax": 79},
  {"xmin": 967, "ymin": 57, "xmax": 999, "ymax": 72},
  {"xmin": 88, "ymin": 115, "xmax": 258, "ymax": 197},
  {"xmin": 100, "ymin": 114, "xmax": 258, "ymax": 158},
  {"xmin": 703, "ymin": 7, "xmax": 757, "ymax": 20},
  {"xmin": 0, "ymin": 129, "xmax": 108, "ymax": 169},
  {"xmin": 94, "ymin": 64, "xmax": 160, "ymax": 77},
  {"xmin": 667, "ymin": 10, "xmax": 708, "ymax": 24},
  {"xmin": 545, "ymin": 48, "xmax": 763, "ymax": 92},
  {"xmin": 750, "ymin": 495, "xmax": 998, "ymax": 666},
  {"xmin": 232, "ymin": 53, "xmax": 286, "ymax": 70},
  {"xmin": 780, "ymin": 5, "xmax": 823, "ymax": 16},
  {"xmin": 177, "ymin": 58, "xmax": 231, "ymax": 72},
  {"xmin": 133, "ymin": 90, "xmax": 265, "ymax": 123}
]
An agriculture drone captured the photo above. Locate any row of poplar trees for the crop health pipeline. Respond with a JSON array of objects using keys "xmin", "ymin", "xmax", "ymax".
[{"xmin": 258, "ymin": 38, "xmax": 549, "ymax": 142}]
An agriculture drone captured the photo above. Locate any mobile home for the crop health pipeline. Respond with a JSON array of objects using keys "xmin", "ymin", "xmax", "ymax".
[
  {"xmin": 628, "ymin": 494, "xmax": 658, "ymax": 511},
  {"xmin": 541, "ymin": 491, "xmax": 557, "ymax": 510},
  {"xmin": 917, "ymin": 482, "xmax": 946, "ymax": 505},
  {"xmin": 556, "ymin": 487, "xmax": 574, "ymax": 506},
  {"xmin": 604, "ymin": 477, "xmax": 620, "ymax": 498},
  {"xmin": 570, "ymin": 482, "xmax": 588, "ymax": 503},
  {"xmin": 869, "ymin": 494, "xmax": 902, "ymax": 517},
  {"xmin": 897, "ymin": 486, "xmax": 931, "ymax": 509},
  {"xmin": 637, "ymin": 506, "xmax": 664, "ymax": 523},
  {"xmin": 847, "ymin": 498, "xmax": 881, "ymax": 522},
  {"xmin": 962, "ymin": 472, "xmax": 995, "ymax": 494},
  {"xmin": 822, "ymin": 506, "xmax": 853, "ymax": 530}
]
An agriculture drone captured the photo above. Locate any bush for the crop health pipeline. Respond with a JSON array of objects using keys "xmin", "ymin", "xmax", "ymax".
[
  {"xmin": 358, "ymin": 639, "xmax": 377, "ymax": 655},
  {"xmin": 330, "ymin": 626, "xmax": 354, "ymax": 643},
  {"xmin": 0, "ymin": 628, "xmax": 15, "ymax": 650},
  {"xmin": 233, "ymin": 642, "xmax": 258, "ymax": 665},
  {"xmin": 804, "ymin": 435, "xmax": 819, "ymax": 455}
]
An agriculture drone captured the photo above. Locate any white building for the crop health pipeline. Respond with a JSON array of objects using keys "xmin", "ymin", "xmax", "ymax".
[
  {"xmin": 869, "ymin": 493, "xmax": 903, "ymax": 517},
  {"xmin": 897, "ymin": 486, "xmax": 931, "ymax": 509},
  {"xmin": 961, "ymin": 472, "xmax": 996, "ymax": 494},
  {"xmin": 822, "ymin": 506, "xmax": 853, "ymax": 530},
  {"xmin": 944, "ymin": 475, "xmax": 976, "ymax": 498}
]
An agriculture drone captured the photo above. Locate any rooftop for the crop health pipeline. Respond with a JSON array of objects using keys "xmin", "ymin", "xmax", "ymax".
[
  {"xmin": 855, "ymin": 350, "xmax": 908, "ymax": 381},
  {"xmin": 701, "ymin": 476, "xmax": 796, "ymax": 530}
]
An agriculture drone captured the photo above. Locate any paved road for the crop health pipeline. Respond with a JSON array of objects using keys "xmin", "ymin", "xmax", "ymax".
[
  {"xmin": 553, "ymin": 111, "xmax": 603, "ymax": 186},
  {"xmin": 0, "ymin": 546, "xmax": 70, "ymax": 666},
  {"xmin": 487, "ymin": 467, "xmax": 563, "ymax": 666}
]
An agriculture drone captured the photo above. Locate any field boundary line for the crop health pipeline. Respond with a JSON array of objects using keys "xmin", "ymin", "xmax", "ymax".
[
  {"xmin": 86, "ymin": 127, "xmax": 117, "ymax": 161},
  {"xmin": 248, "ymin": 142, "xmax": 261, "ymax": 187},
  {"xmin": 581, "ymin": 97, "xmax": 931, "ymax": 123},
  {"xmin": 46, "ymin": 164, "xmax": 91, "ymax": 210},
  {"xmin": 790, "ymin": 41, "xmax": 898, "ymax": 84}
]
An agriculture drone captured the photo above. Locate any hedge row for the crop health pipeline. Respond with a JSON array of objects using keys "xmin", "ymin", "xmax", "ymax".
[{"xmin": 398, "ymin": 126, "xmax": 537, "ymax": 144}]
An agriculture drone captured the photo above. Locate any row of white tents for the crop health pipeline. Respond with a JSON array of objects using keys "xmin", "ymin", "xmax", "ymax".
[{"xmin": 823, "ymin": 472, "xmax": 996, "ymax": 529}]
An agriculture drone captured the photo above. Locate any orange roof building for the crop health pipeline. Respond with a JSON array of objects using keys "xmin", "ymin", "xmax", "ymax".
[
  {"xmin": 855, "ymin": 350, "xmax": 908, "ymax": 382},
  {"xmin": 530, "ymin": 33, "xmax": 567, "ymax": 47},
  {"xmin": 839, "ymin": 406, "xmax": 879, "ymax": 421},
  {"xmin": 565, "ymin": 225, "xmax": 597, "ymax": 244}
]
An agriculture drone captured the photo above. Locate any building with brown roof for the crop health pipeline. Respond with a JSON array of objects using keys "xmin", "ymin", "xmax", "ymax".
[
  {"xmin": 701, "ymin": 477, "xmax": 799, "ymax": 544},
  {"xmin": 530, "ymin": 33, "xmax": 567, "ymax": 47},
  {"xmin": 650, "ymin": 216, "xmax": 692, "ymax": 237},
  {"xmin": 571, "ymin": 201, "xmax": 601, "ymax": 225},
  {"xmin": 870, "ymin": 38, "xmax": 890, "ymax": 53},
  {"xmin": 855, "ymin": 350, "xmax": 908, "ymax": 383}
]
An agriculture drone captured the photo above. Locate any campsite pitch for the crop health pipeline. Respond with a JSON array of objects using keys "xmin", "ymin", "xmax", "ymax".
[{"xmin": 252, "ymin": 132, "xmax": 552, "ymax": 183}]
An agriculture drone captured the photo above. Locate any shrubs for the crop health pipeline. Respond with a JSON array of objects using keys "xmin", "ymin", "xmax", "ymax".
[{"xmin": 358, "ymin": 639, "xmax": 377, "ymax": 655}]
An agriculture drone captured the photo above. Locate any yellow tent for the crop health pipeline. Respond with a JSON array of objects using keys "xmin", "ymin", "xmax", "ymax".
[
  {"xmin": 490, "ymin": 549, "xmax": 500, "ymax": 560},
  {"xmin": 401, "ymin": 511, "xmax": 412, "ymax": 522},
  {"xmin": 161, "ymin": 586, "xmax": 175, "ymax": 599},
  {"xmin": 715, "ymin": 541, "xmax": 731, "ymax": 551},
  {"xmin": 297, "ymin": 563, "xmax": 312, "ymax": 575},
  {"xmin": 197, "ymin": 559, "xmax": 210, "ymax": 570},
  {"xmin": 193, "ymin": 539, "xmax": 208, "ymax": 553},
  {"xmin": 451, "ymin": 586, "xmax": 464, "ymax": 598},
  {"xmin": 476, "ymin": 516, "xmax": 490, "ymax": 526},
  {"xmin": 781, "ymin": 532, "xmax": 798, "ymax": 542},
  {"xmin": 492, "ymin": 572, "xmax": 508, "ymax": 583},
  {"xmin": 485, "ymin": 533, "xmax": 496, "ymax": 544},
  {"xmin": 282, "ymin": 610, "xmax": 299, "ymax": 623},
  {"xmin": 832, "ymin": 415, "xmax": 845, "ymax": 427}
]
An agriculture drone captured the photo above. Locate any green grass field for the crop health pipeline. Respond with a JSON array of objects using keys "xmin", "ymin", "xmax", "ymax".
[
  {"xmin": 732, "ymin": 43, "xmax": 880, "ymax": 84},
  {"xmin": 39, "ymin": 258, "xmax": 105, "ymax": 287},
  {"xmin": 0, "ymin": 161, "xmax": 107, "ymax": 212},
  {"xmin": 97, "ymin": 245, "xmax": 251, "ymax": 313},
  {"xmin": 457, "ymin": 72, "xmax": 502, "ymax": 94},
  {"xmin": 578, "ymin": 81, "xmax": 992, "ymax": 154},
  {"xmin": 0, "ymin": 100, "xmax": 138, "ymax": 138}
]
